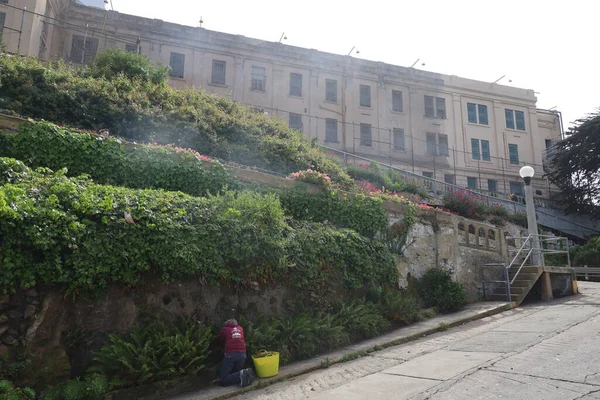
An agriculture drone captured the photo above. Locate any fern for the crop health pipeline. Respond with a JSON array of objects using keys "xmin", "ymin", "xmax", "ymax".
[{"xmin": 90, "ymin": 319, "xmax": 211, "ymax": 389}]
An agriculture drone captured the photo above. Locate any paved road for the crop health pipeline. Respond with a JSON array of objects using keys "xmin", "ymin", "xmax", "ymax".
[{"xmin": 233, "ymin": 282, "xmax": 600, "ymax": 400}]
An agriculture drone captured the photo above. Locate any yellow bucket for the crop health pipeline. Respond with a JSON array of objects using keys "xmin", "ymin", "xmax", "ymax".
[{"xmin": 251, "ymin": 350, "xmax": 280, "ymax": 378}]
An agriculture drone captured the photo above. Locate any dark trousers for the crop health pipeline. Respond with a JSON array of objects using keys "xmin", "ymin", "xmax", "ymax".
[{"xmin": 219, "ymin": 352, "xmax": 246, "ymax": 386}]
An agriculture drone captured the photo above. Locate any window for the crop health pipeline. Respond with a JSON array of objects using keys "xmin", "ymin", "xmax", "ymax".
[
  {"xmin": 444, "ymin": 174, "xmax": 455, "ymax": 185},
  {"xmin": 360, "ymin": 123, "xmax": 372, "ymax": 147},
  {"xmin": 125, "ymin": 43, "xmax": 138, "ymax": 53},
  {"xmin": 508, "ymin": 144, "xmax": 520, "ymax": 165},
  {"xmin": 423, "ymin": 172, "xmax": 434, "ymax": 190},
  {"xmin": 0, "ymin": 1, "xmax": 7, "ymax": 4},
  {"xmin": 471, "ymin": 139, "xmax": 490, "ymax": 161},
  {"xmin": 393, "ymin": 128, "xmax": 405, "ymax": 150},
  {"xmin": 251, "ymin": 66, "xmax": 266, "ymax": 91},
  {"xmin": 505, "ymin": 109, "xmax": 526, "ymax": 131},
  {"xmin": 71, "ymin": 35, "xmax": 99, "ymax": 64},
  {"xmin": 471, "ymin": 139, "xmax": 480, "ymax": 160},
  {"xmin": 211, "ymin": 60, "xmax": 226, "ymax": 85},
  {"xmin": 325, "ymin": 119, "xmax": 338, "ymax": 143},
  {"xmin": 168, "ymin": 52, "xmax": 185, "ymax": 79},
  {"xmin": 392, "ymin": 90, "xmax": 403, "ymax": 112},
  {"xmin": 289, "ymin": 113, "xmax": 302, "ymax": 132},
  {"xmin": 488, "ymin": 179, "xmax": 497, "ymax": 195},
  {"xmin": 289, "ymin": 73, "xmax": 302, "ymax": 97},
  {"xmin": 426, "ymin": 133, "xmax": 448, "ymax": 156},
  {"xmin": 426, "ymin": 133, "xmax": 437, "ymax": 155},
  {"xmin": 467, "ymin": 177, "xmax": 478, "ymax": 189},
  {"xmin": 0, "ymin": 12, "xmax": 5, "ymax": 43},
  {"xmin": 424, "ymin": 95, "xmax": 446, "ymax": 118},
  {"xmin": 467, "ymin": 103, "xmax": 488, "ymax": 125},
  {"xmin": 510, "ymin": 182, "xmax": 524, "ymax": 196},
  {"xmin": 325, "ymin": 79, "xmax": 337, "ymax": 102},
  {"xmin": 359, "ymin": 85, "xmax": 371, "ymax": 107}
]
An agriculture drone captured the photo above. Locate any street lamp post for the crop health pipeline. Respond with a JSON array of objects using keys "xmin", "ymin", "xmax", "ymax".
[{"xmin": 519, "ymin": 166, "xmax": 544, "ymax": 266}]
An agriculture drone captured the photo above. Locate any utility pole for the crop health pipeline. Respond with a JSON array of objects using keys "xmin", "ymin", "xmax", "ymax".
[
  {"xmin": 81, "ymin": 23, "xmax": 89, "ymax": 64},
  {"xmin": 17, "ymin": 7, "xmax": 26, "ymax": 55}
]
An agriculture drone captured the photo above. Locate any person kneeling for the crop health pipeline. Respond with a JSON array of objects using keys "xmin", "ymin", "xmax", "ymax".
[{"xmin": 216, "ymin": 319, "xmax": 255, "ymax": 387}]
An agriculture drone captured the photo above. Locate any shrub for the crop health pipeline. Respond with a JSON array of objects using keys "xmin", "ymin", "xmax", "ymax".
[
  {"xmin": 347, "ymin": 164, "xmax": 428, "ymax": 197},
  {"xmin": 89, "ymin": 48, "xmax": 169, "ymax": 84},
  {"xmin": 0, "ymin": 122, "xmax": 237, "ymax": 196},
  {"xmin": 91, "ymin": 319, "xmax": 211, "ymax": 389},
  {"xmin": 0, "ymin": 160, "xmax": 287, "ymax": 293},
  {"xmin": 376, "ymin": 289, "xmax": 422, "ymax": 324},
  {"xmin": 442, "ymin": 191, "xmax": 487, "ymax": 220},
  {"xmin": 0, "ymin": 159, "xmax": 396, "ymax": 294},
  {"xmin": 40, "ymin": 375, "xmax": 107, "ymax": 400},
  {"xmin": 277, "ymin": 189, "xmax": 388, "ymax": 238},
  {"xmin": 572, "ymin": 236, "xmax": 600, "ymax": 266},
  {"xmin": 287, "ymin": 169, "xmax": 332, "ymax": 189},
  {"xmin": 0, "ymin": 381, "xmax": 35, "ymax": 400},
  {"xmin": 507, "ymin": 211, "xmax": 528, "ymax": 228},
  {"xmin": 0, "ymin": 54, "xmax": 349, "ymax": 183},
  {"xmin": 416, "ymin": 268, "xmax": 467, "ymax": 313},
  {"xmin": 243, "ymin": 301, "xmax": 386, "ymax": 364},
  {"xmin": 285, "ymin": 222, "xmax": 398, "ymax": 292},
  {"xmin": 333, "ymin": 301, "xmax": 390, "ymax": 340}
]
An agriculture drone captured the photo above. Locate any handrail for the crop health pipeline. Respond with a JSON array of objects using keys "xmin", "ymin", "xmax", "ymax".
[{"xmin": 321, "ymin": 145, "xmax": 600, "ymax": 238}]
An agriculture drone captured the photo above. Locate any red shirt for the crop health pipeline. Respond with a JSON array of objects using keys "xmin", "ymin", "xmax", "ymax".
[{"xmin": 217, "ymin": 323, "xmax": 247, "ymax": 354}]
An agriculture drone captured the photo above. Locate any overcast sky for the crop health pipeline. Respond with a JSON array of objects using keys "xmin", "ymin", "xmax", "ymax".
[{"xmin": 108, "ymin": 0, "xmax": 598, "ymax": 128}]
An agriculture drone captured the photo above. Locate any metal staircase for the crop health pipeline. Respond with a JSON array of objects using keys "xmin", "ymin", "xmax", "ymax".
[{"xmin": 482, "ymin": 235, "xmax": 571, "ymax": 306}]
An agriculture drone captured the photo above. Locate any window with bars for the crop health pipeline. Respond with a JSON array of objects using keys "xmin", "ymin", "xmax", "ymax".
[
  {"xmin": 71, "ymin": 35, "xmax": 99, "ymax": 64},
  {"xmin": 392, "ymin": 90, "xmax": 403, "ymax": 112},
  {"xmin": 289, "ymin": 73, "xmax": 302, "ymax": 97},
  {"xmin": 510, "ymin": 181, "xmax": 524, "ymax": 196},
  {"xmin": 467, "ymin": 177, "xmax": 478, "ymax": 189},
  {"xmin": 467, "ymin": 103, "xmax": 488, "ymax": 125},
  {"xmin": 325, "ymin": 79, "xmax": 337, "ymax": 102},
  {"xmin": 488, "ymin": 179, "xmax": 497, "ymax": 195},
  {"xmin": 360, "ymin": 123, "xmax": 372, "ymax": 147},
  {"xmin": 289, "ymin": 113, "xmax": 303, "ymax": 132},
  {"xmin": 471, "ymin": 139, "xmax": 490, "ymax": 161},
  {"xmin": 325, "ymin": 119, "xmax": 338, "ymax": 143},
  {"xmin": 393, "ymin": 128, "xmax": 405, "ymax": 150},
  {"xmin": 505, "ymin": 109, "xmax": 526, "ymax": 131},
  {"xmin": 125, "ymin": 43, "xmax": 138, "ymax": 53},
  {"xmin": 168, "ymin": 52, "xmax": 185, "ymax": 78},
  {"xmin": 250, "ymin": 66, "xmax": 266, "ymax": 91},
  {"xmin": 426, "ymin": 133, "xmax": 449, "ymax": 156},
  {"xmin": 508, "ymin": 144, "xmax": 520, "ymax": 165},
  {"xmin": 359, "ymin": 85, "xmax": 371, "ymax": 107},
  {"xmin": 444, "ymin": 174, "xmax": 455, "ymax": 185},
  {"xmin": 424, "ymin": 95, "xmax": 446, "ymax": 118},
  {"xmin": 211, "ymin": 60, "xmax": 226, "ymax": 85}
]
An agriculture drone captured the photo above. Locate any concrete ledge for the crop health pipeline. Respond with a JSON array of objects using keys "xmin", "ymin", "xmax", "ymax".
[{"xmin": 171, "ymin": 301, "xmax": 511, "ymax": 400}]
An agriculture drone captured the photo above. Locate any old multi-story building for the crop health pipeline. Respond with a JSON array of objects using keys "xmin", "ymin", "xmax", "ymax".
[{"xmin": 0, "ymin": 0, "xmax": 564, "ymax": 200}]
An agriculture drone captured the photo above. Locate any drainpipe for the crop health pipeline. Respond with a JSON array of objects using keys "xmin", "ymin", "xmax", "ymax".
[{"xmin": 341, "ymin": 66, "xmax": 347, "ymax": 150}]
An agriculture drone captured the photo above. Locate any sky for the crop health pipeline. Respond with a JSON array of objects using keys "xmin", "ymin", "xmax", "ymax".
[{"xmin": 105, "ymin": 0, "xmax": 598, "ymax": 129}]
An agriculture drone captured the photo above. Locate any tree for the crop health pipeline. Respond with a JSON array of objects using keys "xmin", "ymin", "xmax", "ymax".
[
  {"xmin": 547, "ymin": 111, "xmax": 600, "ymax": 218},
  {"xmin": 90, "ymin": 48, "xmax": 170, "ymax": 84}
]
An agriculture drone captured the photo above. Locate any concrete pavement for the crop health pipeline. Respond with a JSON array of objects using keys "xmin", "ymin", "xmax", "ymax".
[{"xmin": 222, "ymin": 282, "xmax": 600, "ymax": 400}]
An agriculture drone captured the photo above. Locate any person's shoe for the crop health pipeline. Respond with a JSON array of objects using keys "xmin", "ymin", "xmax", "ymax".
[
  {"xmin": 239, "ymin": 369, "xmax": 245, "ymax": 387},
  {"xmin": 245, "ymin": 369, "xmax": 255, "ymax": 386}
]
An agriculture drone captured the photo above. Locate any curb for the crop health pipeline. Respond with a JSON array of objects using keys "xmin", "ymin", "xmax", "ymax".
[{"xmin": 205, "ymin": 302, "xmax": 512, "ymax": 400}]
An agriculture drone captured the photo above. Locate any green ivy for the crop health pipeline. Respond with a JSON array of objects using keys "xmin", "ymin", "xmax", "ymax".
[
  {"xmin": 0, "ymin": 158, "xmax": 397, "ymax": 295},
  {"xmin": 277, "ymin": 189, "xmax": 388, "ymax": 238},
  {"xmin": 0, "ymin": 122, "xmax": 236, "ymax": 197}
]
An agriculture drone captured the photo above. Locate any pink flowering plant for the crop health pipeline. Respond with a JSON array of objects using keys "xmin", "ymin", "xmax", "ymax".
[
  {"xmin": 288, "ymin": 169, "xmax": 333, "ymax": 189},
  {"xmin": 442, "ymin": 190, "xmax": 488, "ymax": 220}
]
